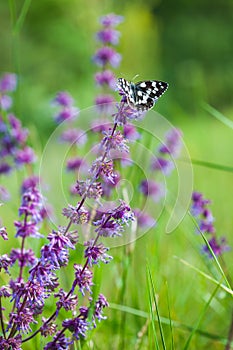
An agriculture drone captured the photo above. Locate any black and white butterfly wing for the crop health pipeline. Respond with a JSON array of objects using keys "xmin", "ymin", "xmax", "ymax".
[{"xmin": 117, "ymin": 78, "xmax": 169, "ymax": 111}]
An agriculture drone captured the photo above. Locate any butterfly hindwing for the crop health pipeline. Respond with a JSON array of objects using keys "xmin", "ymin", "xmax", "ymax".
[{"xmin": 117, "ymin": 78, "xmax": 168, "ymax": 111}]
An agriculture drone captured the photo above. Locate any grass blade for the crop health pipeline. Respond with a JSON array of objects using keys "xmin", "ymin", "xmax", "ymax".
[
  {"xmin": 147, "ymin": 265, "xmax": 167, "ymax": 350},
  {"xmin": 202, "ymin": 103, "xmax": 233, "ymax": 130}
]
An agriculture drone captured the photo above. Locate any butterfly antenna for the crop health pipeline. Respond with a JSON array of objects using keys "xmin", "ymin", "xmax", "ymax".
[{"xmin": 132, "ymin": 74, "xmax": 139, "ymax": 82}]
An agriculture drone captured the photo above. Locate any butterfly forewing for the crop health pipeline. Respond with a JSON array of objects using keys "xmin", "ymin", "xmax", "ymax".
[{"xmin": 117, "ymin": 78, "xmax": 169, "ymax": 111}]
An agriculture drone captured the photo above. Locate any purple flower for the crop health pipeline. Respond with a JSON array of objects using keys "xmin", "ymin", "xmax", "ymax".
[
  {"xmin": 0, "ymin": 185, "xmax": 10, "ymax": 201},
  {"xmin": 76, "ymin": 180, "xmax": 103, "ymax": 199},
  {"xmin": 9, "ymin": 114, "xmax": 28, "ymax": 144},
  {"xmin": 93, "ymin": 294, "xmax": 109, "ymax": 326},
  {"xmin": 93, "ymin": 47, "xmax": 121, "ymax": 67},
  {"xmin": 96, "ymin": 28, "xmax": 121, "ymax": 45},
  {"xmin": 62, "ymin": 204, "xmax": 89, "ymax": 224},
  {"xmin": 95, "ymin": 70, "xmax": 116, "ymax": 89},
  {"xmin": 0, "ymin": 334, "xmax": 22, "ymax": 350},
  {"xmin": 21, "ymin": 175, "xmax": 40, "ymax": 193},
  {"xmin": 10, "ymin": 248, "xmax": 37, "ymax": 268},
  {"xmin": 63, "ymin": 316, "xmax": 89, "ymax": 340},
  {"xmin": 101, "ymin": 129, "xmax": 129, "ymax": 153},
  {"xmin": 90, "ymin": 158, "xmax": 116, "ymax": 183},
  {"xmin": 0, "ymin": 73, "xmax": 17, "ymax": 92},
  {"xmin": 95, "ymin": 94, "xmax": 115, "ymax": 114},
  {"xmin": 133, "ymin": 208, "xmax": 156, "ymax": 228},
  {"xmin": 84, "ymin": 240, "xmax": 112, "ymax": 266},
  {"xmin": 53, "ymin": 91, "xmax": 74, "ymax": 107},
  {"xmin": 66, "ymin": 157, "xmax": 87, "ymax": 172},
  {"xmin": 0, "ymin": 162, "xmax": 11, "ymax": 175},
  {"xmin": 91, "ymin": 118, "xmax": 112, "ymax": 133},
  {"xmin": 123, "ymin": 124, "xmax": 141, "ymax": 141},
  {"xmin": 113, "ymin": 102, "xmax": 144, "ymax": 125},
  {"xmin": 10, "ymin": 308, "xmax": 37, "ymax": 333},
  {"xmin": 0, "ymin": 94, "xmax": 12, "ymax": 110},
  {"xmin": 44, "ymin": 333, "xmax": 72, "ymax": 349},
  {"xmin": 60, "ymin": 128, "xmax": 87, "ymax": 145},
  {"xmin": 0, "ymin": 226, "xmax": 8, "ymax": 240},
  {"xmin": 15, "ymin": 146, "xmax": 36, "ymax": 165},
  {"xmin": 159, "ymin": 128, "xmax": 183, "ymax": 158},
  {"xmin": 139, "ymin": 179, "xmax": 165, "ymax": 202},
  {"xmin": 54, "ymin": 106, "xmax": 79, "ymax": 123},
  {"xmin": 202, "ymin": 237, "xmax": 230, "ymax": 258},
  {"xmin": 151, "ymin": 157, "xmax": 174, "ymax": 176},
  {"xmin": 73, "ymin": 264, "xmax": 93, "ymax": 295},
  {"xmin": 100, "ymin": 13, "xmax": 124, "ymax": 27},
  {"xmin": 0, "ymin": 254, "xmax": 11, "ymax": 273},
  {"xmin": 55, "ymin": 289, "xmax": 78, "ymax": 311}
]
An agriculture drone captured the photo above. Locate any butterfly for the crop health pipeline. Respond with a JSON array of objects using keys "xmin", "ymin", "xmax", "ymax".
[{"xmin": 117, "ymin": 78, "xmax": 169, "ymax": 111}]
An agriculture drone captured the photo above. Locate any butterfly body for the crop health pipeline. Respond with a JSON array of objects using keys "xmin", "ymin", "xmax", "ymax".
[{"xmin": 117, "ymin": 78, "xmax": 169, "ymax": 111}]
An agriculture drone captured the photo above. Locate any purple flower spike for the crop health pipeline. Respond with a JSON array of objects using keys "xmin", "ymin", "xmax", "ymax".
[
  {"xmin": 96, "ymin": 28, "xmax": 121, "ymax": 45},
  {"xmin": 151, "ymin": 157, "xmax": 175, "ymax": 176},
  {"xmin": 139, "ymin": 179, "xmax": 165, "ymax": 202},
  {"xmin": 202, "ymin": 237, "xmax": 230, "ymax": 258},
  {"xmin": 93, "ymin": 47, "xmax": 121, "ymax": 67},
  {"xmin": 95, "ymin": 70, "xmax": 116, "ymax": 89},
  {"xmin": 159, "ymin": 128, "xmax": 183, "ymax": 158},
  {"xmin": 0, "ymin": 73, "xmax": 17, "ymax": 92},
  {"xmin": 15, "ymin": 146, "xmax": 36, "ymax": 165},
  {"xmin": 100, "ymin": 13, "xmax": 124, "ymax": 27},
  {"xmin": 54, "ymin": 91, "xmax": 74, "ymax": 107}
]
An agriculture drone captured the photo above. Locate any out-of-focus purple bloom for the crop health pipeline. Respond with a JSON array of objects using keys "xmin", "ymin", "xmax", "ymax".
[
  {"xmin": 0, "ymin": 73, "xmax": 17, "ymax": 92},
  {"xmin": 15, "ymin": 146, "xmax": 36, "ymax": 165},
  {"xmin": 133, "ymin": 208, "xmax": 156, "ymax": 228},
  {"xmin": 139, "ymin": 179, "xmax": 165, "ymax": 202},
  {"xmin": 100, "ymin": 13, "xmax": 124, "ymax": 27},
  {"xmin": 0, "ymin": 185, "xmax": 10, "ymax": 201},
  {"xmin": 202, "ymin": 237, "xmax": 230, "ymax": 258},
  {"xmin": 91, "ymin": 118, "xmax": 112, "ymax": 133},
  {"xmin": 191, "ymin": 191, "xmax": 211, "ymax": 217},
  {"xmin": 84, "ymin": 240, "xmax": 112, "ymax": 266},
  {"xmin": 0, "ymin": 94, "xmax": 12, "ymax": 110},
  {"xmin": 110, "ymin": 149, "xmax": 133, "ymax": 167},
  {"xmin": 9, "ymin": 114, "xmax": 28, "ymax": 144},
  {"xmin": 159, "ymin": 128, "xmax": 183, "ymax": 158},
  {"xmin": 66, "ymin": 157, "xmax": 87, "ymax": 172},
  {"xmin": 0, "ymin": 162, "xmax": 11, "ymax": 175},
  {"xmin": 151, "ymin": 157, "xmax": 175, "ymax": 176},
  {"xmin": 123, "ymin": 124, "xmax": 141, "ymax": 141},
  {"xmin": 53, "ymin": 91, "xmax": 74, "ymax": 107},
  {"xmin": 96, "ymin": 28, "xmax": 121, "ymax": 45},
  {"xmin": 191, "ymin": 191, "xmax": 230, "ymax": 258},
  {"xmin": 21, "ymin": 175, "xmax": 40, "ymax": 193},
  {"xmin": 93, "ymin": 47, "xmax": 121, "ymax": 67},
  {"xmin": 95, "ymin": 94, "xmax": 115, "ymax": 114},
  {"xmin": 95, "ymin": 70, "xmax": 116, "ymax": 89},
  {"xmin": 54, "ymin": 106, "xmax": 79, "ymax": 124},
  {"xmin": 60, "ymin": 128, "xmax": 87, "ymax": 146}
]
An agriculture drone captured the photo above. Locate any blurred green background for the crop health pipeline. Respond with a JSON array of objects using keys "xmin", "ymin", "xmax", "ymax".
[{"xmin": 1, "ymin": 0, "xmax": 233, "ymax": 349}]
